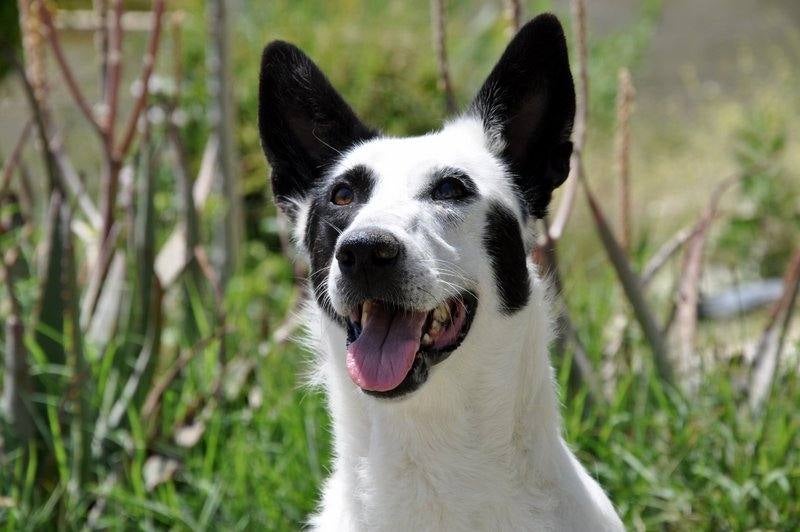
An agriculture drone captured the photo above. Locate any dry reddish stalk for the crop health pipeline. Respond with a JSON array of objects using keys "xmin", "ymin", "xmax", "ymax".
[
  {"xmin": 673, "ymin": 175, "xmax": 740, "ymax": 390},
  {"xmin": 749, "ymin": 248, "xmax": 800, "ymax": 410},
  {"xmin": 38, "ymin": 2, "xmax": 104, "ymax": 139},
  {"xmin": 581, "ymin": 176, "xmax": 674, "ymax": 386},
  {"xmin": 104, "ymin": 0, "xmax": 125, "ymax": 137},
  {"xmin": 504, "ymin": 0, "xmax": 523, "ymax": 34},
  {"xmin": 569, "ymin": 0, "xmax": 588, "ymax": 154},
  {"xmin": 640, "ymin": 224, "xmax": 699, "ymax": 287},
  {"xmin": 40, "ymin": 0, "xmax": 166, "ymax": 244},
  {"xmin": 97, "ymin": 0, "xmax": 162, "ymax": 338},
  {"xmin": 170, "ymin": 12, "xmax": 185, "ymax": 101},
  {"xmin": 548, "ymin": 0, "xmax": 588, "ymax": 242},
  {"xmin": 529, "ymin": 0, "xmax": 602, "ymax": 401},
  {"xmin": 764, "ymin": 250, "xmax": 800, "ymax": 327},
  {"xmin": 115, "ymin": 0, "xmax": 166, "ymax": 160},
  {"xmin": 18, "ymin": 0, "xmax": 48, "ymax": 104},
  {"xmin": 93, "ymin": 0, "xmax": 110, "ymax": 94},
  {"xmin": 615, "ymin": 68, "xmax": 635, "ymax": 252},
  {"xmin": 104, "ymin": 0, "xmax": 166, "ymax": 247},
  {"xmin": 0, "ymin": 121, "xmax": 33, "ymax": 201},
  {"xmin": 207, "ymin": 0, "xmax": 243, "ymax": 283},
  {"xmin": 431, "ymin": 0, "xmax": 457, "ymax": 114},
  {"xmin": 15, "ymin": 58, "xmax": 62, "ymax": 194}
]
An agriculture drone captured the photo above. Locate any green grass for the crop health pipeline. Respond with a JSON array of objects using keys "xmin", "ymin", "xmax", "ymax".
[
  {"xmin": 3, "ymin": 240, "xmax": 798, "ymax": 530},
  {"xmin": 558, "ymin": 264, "xmax": 800, "ymax": 531}
]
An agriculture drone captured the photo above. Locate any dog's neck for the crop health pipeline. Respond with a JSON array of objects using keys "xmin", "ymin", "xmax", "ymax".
[{"xmin": 313, "ymin": 273, "xmax": 580, "ymax": 527}]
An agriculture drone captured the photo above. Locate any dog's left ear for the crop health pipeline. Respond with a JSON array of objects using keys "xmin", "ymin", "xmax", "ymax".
[{"xmin": 470, "ymin": 14, "xmax": 576, "ymax": 218}]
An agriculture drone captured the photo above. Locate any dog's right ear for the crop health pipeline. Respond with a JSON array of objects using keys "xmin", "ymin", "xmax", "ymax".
[{"xmin": 258, "ymin": 41, "xmax": 376, "ymax": 213}]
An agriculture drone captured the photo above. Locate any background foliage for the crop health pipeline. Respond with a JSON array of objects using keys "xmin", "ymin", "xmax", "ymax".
[{"xmin": 0, "ymin": 0, "xmax": 799, "ymax": 530}]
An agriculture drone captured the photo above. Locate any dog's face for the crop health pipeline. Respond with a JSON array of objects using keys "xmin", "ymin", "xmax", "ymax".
[{"xmin": 258, "ymin": 15, "xmax": 575, "ymax": 398}]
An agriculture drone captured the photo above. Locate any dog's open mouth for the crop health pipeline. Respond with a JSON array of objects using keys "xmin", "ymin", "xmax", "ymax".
[{"xmin": 344, "ymin": 292, "xmax": 477, "ymax": 398}]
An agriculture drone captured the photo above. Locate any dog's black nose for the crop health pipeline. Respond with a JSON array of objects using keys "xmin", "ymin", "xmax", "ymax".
[{"xmin": 336, "ymin": 228, "xmax": 402, "ymax": 277}]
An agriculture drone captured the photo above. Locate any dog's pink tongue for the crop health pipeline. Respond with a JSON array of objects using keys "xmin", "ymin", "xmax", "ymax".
[{"xmin": 346, "ymin": 304, "xmax": 427, "ymax": 392}]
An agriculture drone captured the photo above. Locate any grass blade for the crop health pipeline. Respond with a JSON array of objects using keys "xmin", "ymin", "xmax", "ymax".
[
  {"xmin": 60, "ymin": 200, "xmax": 91, "ymax": 505},
  {"xmin": 79, "ymin": 223, "xmax": 121, "ymax": 331},
  {"xmin": 86, "ymin": 252, "xmax": 126, "ymax": 348},
  {"xmin": 132, "ymin": 124, "xmax": 157, "ymax": 337},
  {"xmin": 1, "ymin": 251, "xmax": 34, "ymax": 441},
  {"xmin": 35, "ymin": 190, "xmax": 66, "ymax": 366}
]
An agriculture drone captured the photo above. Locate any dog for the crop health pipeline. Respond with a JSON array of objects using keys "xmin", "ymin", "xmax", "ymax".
[{"xmin": 258, "ymin": 13, "xmax": 623, "ymax": 531}]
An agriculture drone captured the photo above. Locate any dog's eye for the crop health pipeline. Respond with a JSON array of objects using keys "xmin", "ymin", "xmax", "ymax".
[
  {"xmin": 331, "ymin": 184, "xmax": 354, "ymax": 206},
  {"xmin": 432, "ymin": 178, "xmax": 467, "ymax": 201}
]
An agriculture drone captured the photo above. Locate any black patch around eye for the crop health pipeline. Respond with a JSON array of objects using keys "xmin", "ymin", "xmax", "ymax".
[
  {"xmin": 304, "ymin": 165, "xmax": 376, "ymax": 324},
  {"xmin": 483, "ymin": 201, "xmax": 530, "ymax": 314},
  {"xmin": 421, "ymin": 167, "xmax": 478, "ymax": 204},
  {"xmin": 337, "ymin": 165, "xmax": 375, "ymax": 200}
]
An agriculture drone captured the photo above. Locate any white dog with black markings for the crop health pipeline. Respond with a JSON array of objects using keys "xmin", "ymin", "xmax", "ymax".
[{"xmin": 258, "ymin": 13, "xmax": 623, "ymax": 531}]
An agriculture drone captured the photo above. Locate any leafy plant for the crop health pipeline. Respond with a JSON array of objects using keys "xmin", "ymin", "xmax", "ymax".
[{"xmin": 716, "ymin": 108, "xmax": 800, "ymax": 277}]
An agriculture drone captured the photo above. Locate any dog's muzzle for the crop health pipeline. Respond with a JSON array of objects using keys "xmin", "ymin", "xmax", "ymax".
[{"xmin": 331, "ymin": 227, "xmax": 478, "ymax": 398}]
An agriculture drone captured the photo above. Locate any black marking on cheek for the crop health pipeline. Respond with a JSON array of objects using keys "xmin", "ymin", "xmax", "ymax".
[
  {"xmin": 303, "ymin": 166, "xmax": 376, "ymax": 323},
  {"xmin": 483, "ymin": 201, "xmax": 530, "ymax": 314}
]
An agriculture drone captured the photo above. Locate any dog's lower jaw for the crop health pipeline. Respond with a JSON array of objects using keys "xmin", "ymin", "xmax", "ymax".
[{"xmin": 307, "ymin": 272, "xmax": 623, "ymax": 531}]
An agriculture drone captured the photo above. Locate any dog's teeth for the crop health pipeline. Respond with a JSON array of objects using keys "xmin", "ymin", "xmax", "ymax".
[
  {"xmin": 433, "ymin": 304, "xmax": 447, "ymax": 322},
  {"xmin": 421, "ymin": 333, "xmax": 433, "ymax": 346},
  {"xmin": 362, "ymin": 300, "xmax": 373, "ymax": 325},
  {"xmin": 429, "ymin": 319, "xmax": 441, "ymax": 334}
]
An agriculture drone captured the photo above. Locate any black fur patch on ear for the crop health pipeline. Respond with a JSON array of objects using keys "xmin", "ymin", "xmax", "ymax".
[
  {"xmin": 258, "ymin": 41, "xmax": 377, "ymax": 214},
  {"xmin": 483, "ymin": 201, "xmax": 531, "ymax": 314},
  {"xmin": 470, "ymin": 14, "xmax": 576, "ymax": 219}
]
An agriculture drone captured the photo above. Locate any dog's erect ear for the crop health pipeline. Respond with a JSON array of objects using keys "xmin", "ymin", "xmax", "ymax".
[
  {"xmin": 258, "ymin": 41, "xmax": 377, "ymax": 212},
  {"xmin": 470, "ymin": 14, "xmax": 575, "ymax": 218}
]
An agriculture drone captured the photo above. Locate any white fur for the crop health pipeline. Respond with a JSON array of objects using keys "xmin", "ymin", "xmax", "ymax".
[{"xmin": 295, "ymin": 117, "xmax": 624, "ymax": 531}]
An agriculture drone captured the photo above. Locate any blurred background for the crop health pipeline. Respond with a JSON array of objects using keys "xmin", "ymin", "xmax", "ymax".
[{"xmin": 0, "ymin": 0, "xmax": 798, "ymax": 529}]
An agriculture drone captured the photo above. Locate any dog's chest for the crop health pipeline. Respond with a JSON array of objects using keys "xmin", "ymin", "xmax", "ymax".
[{"xmin": 348, "ymin": 414, "xmax": 557, "ymax": 531}]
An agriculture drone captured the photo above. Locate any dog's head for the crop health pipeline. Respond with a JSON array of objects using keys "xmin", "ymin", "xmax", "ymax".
[{"xmin": 258, "ymin": 15, "xmax": 575, "ymax": 399}]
